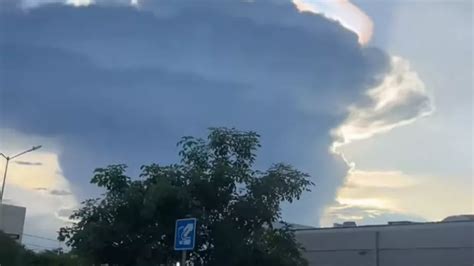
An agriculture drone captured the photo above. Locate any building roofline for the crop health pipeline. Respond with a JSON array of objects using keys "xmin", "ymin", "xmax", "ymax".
[{"xmin": 293, "ymin": 219, "xmax": 474, "ymax": 232}]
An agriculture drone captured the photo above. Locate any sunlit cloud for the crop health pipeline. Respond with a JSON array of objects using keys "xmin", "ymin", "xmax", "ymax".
[
  {"xmin": 332, "ymin": 56, "xmax": 434, "ymax": 150},
  {"xmin": 323, "ymin": 54, "xmax": 438, "ymax": 225},
  {"xmin": 0, "ymin": 149, "xmax": 79, "ymax": 213},
  {"xmin": 0, "ymin": 129, "xmax": 79, "ymax": 240},
  {"xmin": 322, "ymin": 170, "xmax": 474, "ymax": 225},
  {"xmin": 338, "ymin": 197, "xmax": 395, "ymax": 210},
  {"xmin": 1, "ymin": 152, "xmax": 66, "ymax": 190},
  {"xmin": 345, "ymin": 170, "xmax": 419, "ymax": 188},
  {"xmin": 66, "ymin": 0, "xmax": 93, "ymax": 6},
  {"xmin": 293, "ymin": 0, "xmax": 373, "ymax": 44},
  {"xmin": 19, "ymin": 0, "xmax": 132, "ymax": 8}
]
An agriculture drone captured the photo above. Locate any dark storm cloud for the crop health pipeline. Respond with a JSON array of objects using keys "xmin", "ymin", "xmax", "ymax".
[
  {"xmin": 57, "ymin": 208, "xmax": 74, "ymax": 219},
  {"xmin": 14, "ymin": 161, "xmax": 43, "ymax": 166},
  {"xmin": 34, "ymin": 187, "xmax": 72, "ymax": 195},
  {"xmin": 49, "ymin": 189, "xmax": 73, "ymax": 196},
  {"xmin": 0, "ymin": 1, "xmax": 389, "ymax": 225}
]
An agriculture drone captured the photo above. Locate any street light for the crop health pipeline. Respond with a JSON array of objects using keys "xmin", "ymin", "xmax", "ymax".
[{"xmin": 0, "ymin": 145, "xmax": 42, "ymax": 202}]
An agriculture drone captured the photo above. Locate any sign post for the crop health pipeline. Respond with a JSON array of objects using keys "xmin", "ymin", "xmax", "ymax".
[
  {"xmin": 174, "ymin": 218, "xmax": 197, "ymax": 266},
  {"xmin": 181, "ymin": 250, "xmax": 187, "ymax": 266}
]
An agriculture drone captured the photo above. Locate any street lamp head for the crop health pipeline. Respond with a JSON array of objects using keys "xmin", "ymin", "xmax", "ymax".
[{"xmin": 32, "ymin": 145, "xmax": 42, "ymax": 150}]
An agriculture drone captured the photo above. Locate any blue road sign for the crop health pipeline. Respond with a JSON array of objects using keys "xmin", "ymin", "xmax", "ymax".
[{"xmin": 174, "ymin": 218, "xmax": 197, "ymax": 251}]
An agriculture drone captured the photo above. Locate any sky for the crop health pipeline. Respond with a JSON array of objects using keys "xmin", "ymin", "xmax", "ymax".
[{"xmin": 0, "ymin": 0, "xmax": 472, "ymax": 250}]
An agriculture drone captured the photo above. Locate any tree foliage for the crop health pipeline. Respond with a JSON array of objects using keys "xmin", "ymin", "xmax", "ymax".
[
  {"xmin": 0, "ymin": 231, "xmax": 83, "ymax": 266},
  {"xmin": 59, "ymin": 128, "xmax": 314, "ymax": 265}
]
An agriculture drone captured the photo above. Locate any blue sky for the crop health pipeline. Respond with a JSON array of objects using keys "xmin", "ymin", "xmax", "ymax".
[{"xmin": 0, "ymin": 0, "xmax": 472, "ymax": 248}]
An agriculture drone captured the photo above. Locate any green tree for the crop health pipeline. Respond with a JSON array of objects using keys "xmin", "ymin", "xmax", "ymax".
[
  {"xmin": 59, "ymin": 128, "xmax": 314, "ymax": 266},
  {"xmin": 0, "ymin": 231, "xmax": 83, "ymax": 265},
  {"xmin": 0, "ymin": 230, "xmax": 26, "ymax": 265}
]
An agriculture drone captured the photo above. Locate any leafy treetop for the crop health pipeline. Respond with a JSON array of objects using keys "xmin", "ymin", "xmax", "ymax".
[{"xmin": 59, "ymin": 127, "xmax": 314, "ymax": 266}]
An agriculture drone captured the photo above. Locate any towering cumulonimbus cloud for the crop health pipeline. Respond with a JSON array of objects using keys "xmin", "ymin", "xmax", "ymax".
[{"xmin": 0, "ymin": 0, "xmax": 431, "ymax": 232}]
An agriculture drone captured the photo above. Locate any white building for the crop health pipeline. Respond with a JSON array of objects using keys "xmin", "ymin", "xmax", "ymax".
[
  {"xmin": 295, "ymin": 216, "xmax": 474, "ymax": 266},
  {"xmin": 0, "ymin": 203, "xmax": 26, "ymax": 243}
]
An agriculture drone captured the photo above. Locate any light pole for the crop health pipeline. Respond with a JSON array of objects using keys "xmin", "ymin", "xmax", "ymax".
[{"xmin": 0, "ymin": 145, "xmax": 42, "ymax": 203}]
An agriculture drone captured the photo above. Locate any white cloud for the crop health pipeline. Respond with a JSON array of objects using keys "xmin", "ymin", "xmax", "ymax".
[
  {"xmin": 66, "ymin": 0, "xmax": 92, "ymax": 6},
  {"xmin": 332, "ymin": 56, "xmax": 434, "ymax": 150},
  {"xmin": 321, "ymin": 55, "xmax": 439, "ymax": 226},
  {"xmin": 345, "ymin": 170, "xmax": 419, "ymax": 188}
]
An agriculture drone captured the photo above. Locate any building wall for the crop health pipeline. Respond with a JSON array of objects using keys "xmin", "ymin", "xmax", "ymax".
[
  {"xmin": 296, "ymin": 221, "xmax": 474, "ymax": 266},
  {"xmin": 0, "ymin": 204, "xmax": 26, "ymax": 243}
]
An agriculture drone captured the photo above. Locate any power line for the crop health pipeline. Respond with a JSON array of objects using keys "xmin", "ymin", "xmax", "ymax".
[
  {"xmin": 22, "ymin": 233, "xmax": 63, "ymax": 252},
  {"xmin": 23, "ymin": 242, "xmax": 59, "ymax": 250},
  {"xmin": 24, "ymin": 246, "xmax": 46, "ymax": 252},
  {"xmin": 23, "ymin": 233, "xmax": 59, "ymax": 242}
]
